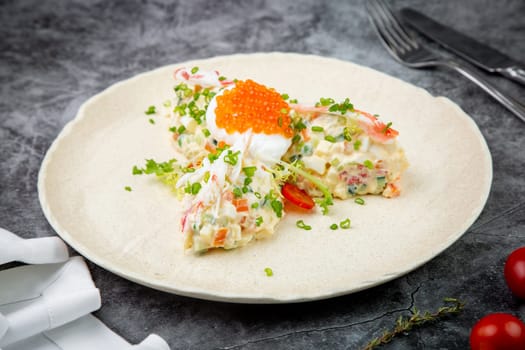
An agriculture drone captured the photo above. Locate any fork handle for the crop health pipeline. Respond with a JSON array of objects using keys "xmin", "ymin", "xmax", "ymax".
[{"xmin": 442, "ymin": 60, "xmax": 525, "ymax": 123}]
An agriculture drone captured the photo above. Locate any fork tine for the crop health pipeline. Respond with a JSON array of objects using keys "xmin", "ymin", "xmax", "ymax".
[
  {"xmin": 366, "ymin": 0, "xmax": 405, "ymax": 56},
  {"xmin": 373, "ymin": 0, "xmax": 419, "ymax": 49}
]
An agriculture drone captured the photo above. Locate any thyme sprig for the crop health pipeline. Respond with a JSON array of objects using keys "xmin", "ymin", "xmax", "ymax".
[{"xmin": 363, "ymin": 298, "xmax": 465, "ymax": 350}]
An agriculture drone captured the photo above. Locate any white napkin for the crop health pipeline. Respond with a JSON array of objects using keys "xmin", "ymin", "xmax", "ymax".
[
  {"xmin": 3, "ymin": 315, "xmax": 170, "ymax": 350},
  {"xmin": 0, "ymin": 228, "xmax": 69, "ymax": 265},
  {"xmin": 0, "ymin": 228, "xmax": 170, "ymax": 350}
]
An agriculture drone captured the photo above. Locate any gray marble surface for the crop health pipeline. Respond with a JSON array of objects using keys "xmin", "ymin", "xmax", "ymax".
[{"xmin": 1, "ymin": 0, "xmax": 524, "ymax": 349}]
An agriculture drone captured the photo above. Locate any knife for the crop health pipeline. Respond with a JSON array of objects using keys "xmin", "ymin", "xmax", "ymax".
[{"xmin": 400, "ymin": 8, "xmax": 525, "ymax": 86}]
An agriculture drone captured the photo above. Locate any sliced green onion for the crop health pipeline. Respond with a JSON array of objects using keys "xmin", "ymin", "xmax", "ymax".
[
  {"xmin": 354, "ymin": 197, "xmax": 365, "ymax": 205},
  {"xmin": 340, "ymin": 218, "xmax": 351, "ymax": 229},
  {"xmin": 224, "ymin": 150, "xmax": 240, "ymax": 166},
  {"xmin": 148, "ymin": 118, "xmax": 155, "ymax": 124},
  {"xmin": 256, "ymin": 216, "xmax": 263, "ymax": 226},
  {"xmin": 242, "ymin": 166, "xmax": 257, "ymax": 177},
  {"xmin": 271, "ymin": 199, "xmax": 283, "ymax": 218},
  {"xmin": 202, "ymin": 128, "xmax": 211, "ymax": 137},
  {"xmin": 311, "ymin": 126, "xmax": 324, "ymax": 132},
  {"xmin": 330, "ymin": 223, "xmax": 338, "ymax": 230},
  {"xmin": 190, "ymin": 66, "xmax": 199, "ymax": 74},
  {"xmin": 343, "ymin": 127, "xmax": 352, "ymax": 141},
  {"xmin": 251, "ymin": 202, "xmax": 259, "ymax": 209},
  {"xmin": 124, "ymin": 186, "xmax": 132, "ymax": 192},
  {"xmin": 363, "ymin": 160, "xmax": 374, "ymax": 169},
  {"xmin": 264, "ymin": 267, "xmax": 273, "ymax": 276},
  {"xmin": 296, "ymin": 219, "xmax": 312, "ymax": 230},
  {"xmin": 324, "ymin": 135, "xmax": 336, "ymax": 143},
  {"xmin": 354, "ymin": 140, "xmax": 362, "ymax": 151}
]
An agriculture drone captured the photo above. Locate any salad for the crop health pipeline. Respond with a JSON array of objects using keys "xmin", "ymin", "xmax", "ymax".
[{"xmin": 133, "ymin": 67, "xmax": 409, "ymax": 253}]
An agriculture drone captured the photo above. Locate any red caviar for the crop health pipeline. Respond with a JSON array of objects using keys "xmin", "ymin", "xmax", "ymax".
[{"xmin": 215, "ymin": 80, "xmax": 293, "ymax": 138}]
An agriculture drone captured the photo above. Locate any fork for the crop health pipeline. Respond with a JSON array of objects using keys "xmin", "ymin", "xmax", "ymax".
[{"xmin": 366, "ymin": 0, "xmax": 525, "ymax": 123}]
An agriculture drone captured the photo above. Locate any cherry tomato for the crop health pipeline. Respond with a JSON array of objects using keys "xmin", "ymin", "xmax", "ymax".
[
  {"xmin": 470, "ymin": 313, "xmax": 525, "ymax": 350},
  {"xmin": 281, "ymin": 183, "xmax": 315, "ymax": 210},
  {"xmin": 505, "ymin": 247, "xmax": 525, "ymax": 299}
]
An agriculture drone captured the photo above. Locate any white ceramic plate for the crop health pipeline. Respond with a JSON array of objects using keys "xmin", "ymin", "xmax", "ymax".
[{"xmin": 38, "ymin": 53, "xmax": 492, "ymax": 303}]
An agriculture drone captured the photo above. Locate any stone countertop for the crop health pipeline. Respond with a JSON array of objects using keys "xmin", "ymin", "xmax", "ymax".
[{"xmin": 1, "ymin": 0, "xmax": 524, "ymax": 348}]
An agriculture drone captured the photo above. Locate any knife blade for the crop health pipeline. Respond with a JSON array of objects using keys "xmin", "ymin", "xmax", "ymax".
[{"xmin": 400, "ymin": 8, "xmax": 525, "ymax": 85}]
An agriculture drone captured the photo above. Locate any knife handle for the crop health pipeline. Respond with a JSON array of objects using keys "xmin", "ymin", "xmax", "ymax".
[
  {"xmin": 445, "ymin": 61, "xmax": 525, "ymax": 123},
  {"xmin": 500, "ymin": 67, "xmax": 525, "ymax": 86}
]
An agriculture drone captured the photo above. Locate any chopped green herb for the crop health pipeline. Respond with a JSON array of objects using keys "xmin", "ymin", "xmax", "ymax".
[
  {"xmin": 218, "ymin": 76, "xmax": 227, "ymax": 81},
  {"xmin": 291, "ymin": 134, "xmax": 301, "ymax": 144},
  {"xmin": 354, "ymin": 139, "xmax": 362, "ymax": 151},
  {"xmin": 264, "ymin": 267, "xmax": 273, "ymax": 276},
  {"xmin": 281, "ymin": 93, "xmax": 289, "ymax": 100},
  {"xmin": 364, "ymin": 160, "xmax": 374, "ymax": 169},
  {"xmin": 324, "ymin": 135, "xmax": 336, "ymax": 143},
  {"xmin": 244, "ymin": 177, "xmax": 253, "ymax": 186},
  {"xmin": 289, "ymin": 98, "xmax": 298, "ymax": 104},
  {"xmin": 330, "ymin": 223, "xmax": 338, "ymax": 230},
  {"xmin": 254, "ymin": 192, "xmax": 262, "ymax": 199},
  {"xmin": 149, "ymin": 118, "xmax": 155, "ymax": 124},
  {"xmin": 163, "ymin": 100, "xmax": 171, "ymax": 108},
  {"xmin": 355, "ymin": 197, "xmax": 365, "ymax": 205},
  {"xmin": 256, "ymin": 216, "xmax": 263, "ymax": 226},
  {"xmin": 191, "ymin": 182, "xmax": 202, "ymax": 195},
  {"xmin": 134, "ymin": 159, "xmax": 176, "ymax": 176},
  {"xmin": 296, "ymin": 219, "xmax": 312, "ymax": 230},
  {"xmin": 124, "ymin": 186, "xmax": 132, "ymax": 192},
  {"xmin": 145, "ymin": 106, "xmax": 156, "ymax": 115},
  {"xmin": 328, "ymin": 98, "xmax": 354, "ymax": 114},
  {"xmin": 177, "ymin": 125, "xmax": 186, "ymax": 134},
  {"xmin": 190, "ymin": 66, "xmax": 199, "ymax": 74},
  {"xmin": 311, "ymin": 126, "xmax": 324, "ymax": 132},
  {"xmin": 251, "ymin": 202, "xmax": 259, "ymax": 209},
  {"xmin": 169, "ymin": 126, "xmax": 177, "ymax": 132},
  {"xmin": 203, "ymin": 171, "xmax": 210, "ymax": 183},
  {"xmin": 340, "ymin": 218, "xmax": 351, "ymax": 229},
  {"xmin": 202, "ymin": 128, "xmax": 211, "ymax": 137}
]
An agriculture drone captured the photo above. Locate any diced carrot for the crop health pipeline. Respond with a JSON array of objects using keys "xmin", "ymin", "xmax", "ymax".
[
  {"xmin": 232, "ymin": 198, "xmax": 249, "ymax": 212},
  {"xmin": 205, "ymin": 142, "xmax": 216, "ymax": 153},
  {"xmin": 213, "ymin": 228, "xmax": 228, "ymax": 246}
]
